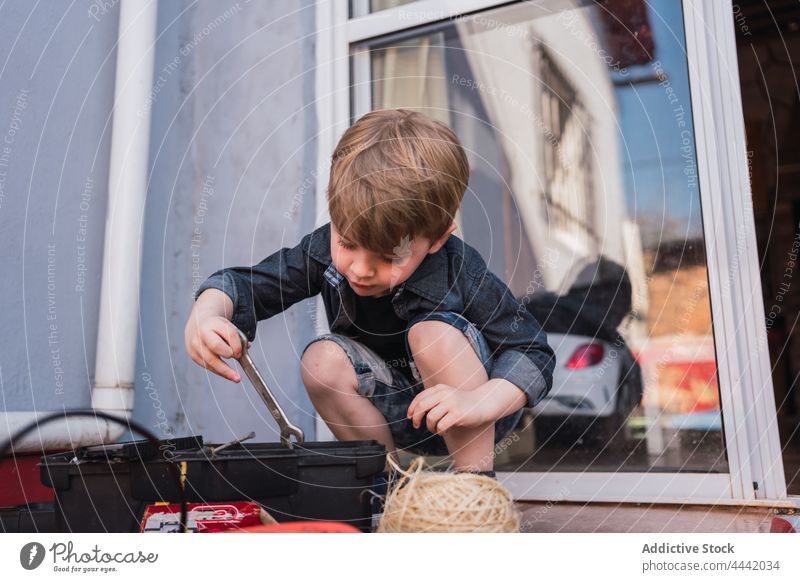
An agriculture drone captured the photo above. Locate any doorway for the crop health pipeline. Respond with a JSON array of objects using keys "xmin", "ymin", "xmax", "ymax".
[{"xmin": 734, "ymin": 0, "xmax": 800, "ymax": 496}]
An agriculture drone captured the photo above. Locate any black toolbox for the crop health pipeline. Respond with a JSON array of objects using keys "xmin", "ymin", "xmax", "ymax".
[
  {"xmin": 39, "ymin": 436, "xmax": 385, "ymax": 533},
  {"xmin": 0, "ymin": 502, "xmax": 56, "ymax": 533}
]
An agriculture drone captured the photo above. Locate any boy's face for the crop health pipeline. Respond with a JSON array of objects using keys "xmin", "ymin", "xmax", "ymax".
[{"xmin": 330, "ymin": 222, "xmax": 456, "ymax": 297}]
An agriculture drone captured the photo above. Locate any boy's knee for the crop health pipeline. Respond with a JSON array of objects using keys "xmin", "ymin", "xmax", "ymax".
[
  {"xmin": 300, "ymin": 340, "xmax": 356, "ymax": 395},
  {"xmin": 407, "ymin": 319, "xmax": 469, "ymax": 364}
]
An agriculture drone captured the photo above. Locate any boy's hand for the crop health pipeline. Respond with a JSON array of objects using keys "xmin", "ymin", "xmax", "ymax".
[
  {"xmin": 407, "ymin": 383, "xmax": 493, "ymax": 435},
  {"xmin": 185, "ymin": 289, "xmax": 248, "ymax": 383}
]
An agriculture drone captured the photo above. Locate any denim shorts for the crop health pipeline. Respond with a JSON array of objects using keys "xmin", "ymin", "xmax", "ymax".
[{"xmin": 302, "ymin": 311, "xmax": 523, "ymax": 456}]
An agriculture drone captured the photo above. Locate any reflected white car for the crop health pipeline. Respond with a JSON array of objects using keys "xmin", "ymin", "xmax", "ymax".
[
  {"xmin": 531, "ymin": 332, "xmax": 642, "ymax": 445},
  {"xmin": 524, "ymin": 257, "xmax": 644, "ymax": 445}
]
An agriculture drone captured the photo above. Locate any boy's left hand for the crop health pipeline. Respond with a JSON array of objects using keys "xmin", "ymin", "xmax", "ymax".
[{"xmin": 407, "ymin": 383, "xmax": 493, "ymax": 435}]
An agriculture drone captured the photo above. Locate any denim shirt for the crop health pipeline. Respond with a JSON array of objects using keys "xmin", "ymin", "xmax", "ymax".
[{"xmin": 195, "ymin": 222, "xmax": 555, "ymax": 408}]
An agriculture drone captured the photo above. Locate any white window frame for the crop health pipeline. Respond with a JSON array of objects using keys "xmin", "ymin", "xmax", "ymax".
[{"xmin": 314, "ymin": 0, "xmax": 793, "ymax": 507}]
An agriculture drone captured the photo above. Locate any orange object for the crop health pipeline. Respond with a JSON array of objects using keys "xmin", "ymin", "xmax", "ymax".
[{"xmin": 230, "ymin": 521, "xmax": 361, "ymax": 533}]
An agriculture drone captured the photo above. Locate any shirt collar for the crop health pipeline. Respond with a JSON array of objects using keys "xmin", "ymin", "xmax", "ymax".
[{"xmin": 401, "ymin": 245, "xmax": 449, "ymax": 302}]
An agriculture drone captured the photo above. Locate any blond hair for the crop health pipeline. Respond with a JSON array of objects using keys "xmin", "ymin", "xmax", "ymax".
[{"xmin": 327, "ymin": 109, "xmax": 469, "ymax": 254}]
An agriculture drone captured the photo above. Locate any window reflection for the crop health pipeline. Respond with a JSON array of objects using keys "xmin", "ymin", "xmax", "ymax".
[{"xmin": 363, "ymin": 0, "xmax": 726, "ymax": 473}]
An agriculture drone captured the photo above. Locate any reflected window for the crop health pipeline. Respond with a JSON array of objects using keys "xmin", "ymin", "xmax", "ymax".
[{"xmin": 540, "ymin": 50, "xmax": 597, "ymax": 247}]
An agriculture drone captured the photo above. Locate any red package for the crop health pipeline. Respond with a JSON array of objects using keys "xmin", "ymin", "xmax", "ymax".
[{"xmin": 140, "ymin": 501, "xmax": 275, "ymax": 533}]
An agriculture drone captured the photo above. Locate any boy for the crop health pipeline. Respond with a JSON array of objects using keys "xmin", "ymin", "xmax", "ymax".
[{"xmin": 185, "ymin": 108, "xmax": 554, "ymax": 473}]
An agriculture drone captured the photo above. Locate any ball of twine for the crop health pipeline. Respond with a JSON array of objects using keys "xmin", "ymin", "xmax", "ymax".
[{"xmin": 377, "ymin": 457, "xmax": 520, "ymax": 533}]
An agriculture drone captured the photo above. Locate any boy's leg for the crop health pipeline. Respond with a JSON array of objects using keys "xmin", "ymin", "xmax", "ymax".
[
  {"xmin": 300, "ymin": 338, "xmax": 398, "ymax": 467},
  {"xmin": 406, "ymin": 318, "xmax": 495, "ymax": 472}
]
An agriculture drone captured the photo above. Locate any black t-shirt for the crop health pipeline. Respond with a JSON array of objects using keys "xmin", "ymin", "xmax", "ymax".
[{"xmin": 347, "ymin": 292, "xmax": 412, "ymax": 380}]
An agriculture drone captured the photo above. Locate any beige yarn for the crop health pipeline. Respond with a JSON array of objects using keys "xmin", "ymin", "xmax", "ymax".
[{"xmin": 377, "ymin": 457, "xmax": 520, "ymax": 533}]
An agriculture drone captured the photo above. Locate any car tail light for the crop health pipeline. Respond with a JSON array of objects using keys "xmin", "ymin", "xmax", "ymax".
[{"xmin": 565, "ymin": 342, "xmax": 605, "ymax": 369}]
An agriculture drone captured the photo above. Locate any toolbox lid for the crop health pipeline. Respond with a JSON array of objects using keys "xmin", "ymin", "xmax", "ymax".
[
  {"xmin": 39, "ymin": 436, "xmax": 387, "ymax": 501},
  {"xmin": 39, "ymin": 437, "xmax": 385, "ymax": 464}
]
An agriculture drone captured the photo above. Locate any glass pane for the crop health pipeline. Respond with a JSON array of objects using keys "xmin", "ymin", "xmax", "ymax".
[
  {"xmin": 361, "ymin": 0, "xmax": 728, "ymax": 473},
  {"xmin": 351, "ymin": 0, "xmax": 419, "ymax": 18}
]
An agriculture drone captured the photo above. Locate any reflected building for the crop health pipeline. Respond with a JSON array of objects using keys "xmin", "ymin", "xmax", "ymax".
[{"xmin": 363, "ymin": 0, "xmax": 724, "ymax": 473}]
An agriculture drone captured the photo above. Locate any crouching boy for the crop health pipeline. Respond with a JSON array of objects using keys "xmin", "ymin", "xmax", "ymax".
[{"xmin": 186, "ymin": 108, "xmax": 555, "ymax": 473}]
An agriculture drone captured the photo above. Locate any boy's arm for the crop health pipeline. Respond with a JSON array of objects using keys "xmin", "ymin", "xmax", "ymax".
[
  {"xmin": 464, "ymin": 266, "xmax": 556, "ymax": 409},
  {"xmin": 194, "ymin": 232, "xmax": 323, "ymax": 341}
]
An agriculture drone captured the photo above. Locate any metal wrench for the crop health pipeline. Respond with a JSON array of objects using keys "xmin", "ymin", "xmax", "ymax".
[{"xmin": 235, "ymin": 329, "xmax": 304, "ymax": 448}]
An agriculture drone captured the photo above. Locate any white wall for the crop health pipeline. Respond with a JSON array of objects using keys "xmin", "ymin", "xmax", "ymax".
[{"xmin": 0, "ymin": 0, "xmax": 322, "ymax": 445}]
